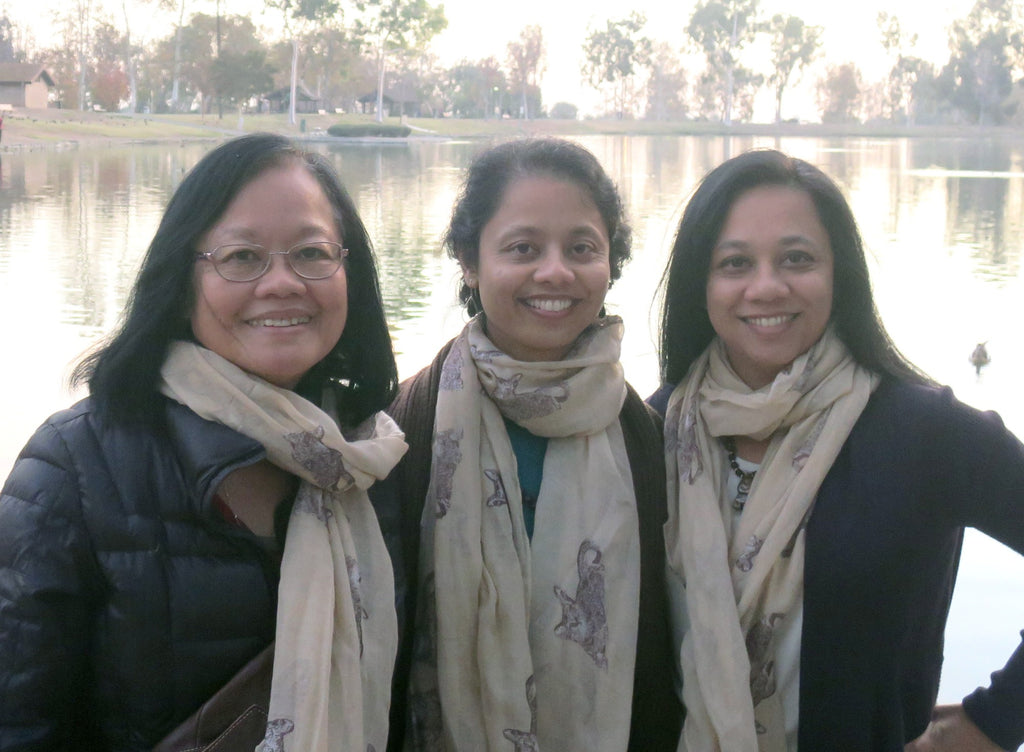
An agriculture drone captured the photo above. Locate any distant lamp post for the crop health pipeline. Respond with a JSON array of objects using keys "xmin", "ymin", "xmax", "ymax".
[{"xmin": 493, "ymin": 86, "xmax": 500, "ymax": 118}]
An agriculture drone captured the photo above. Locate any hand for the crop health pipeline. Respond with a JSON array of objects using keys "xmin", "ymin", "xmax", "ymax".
[{"xmin": 904, "ymin": 704, "xmax": 1004, "ymax": 751}]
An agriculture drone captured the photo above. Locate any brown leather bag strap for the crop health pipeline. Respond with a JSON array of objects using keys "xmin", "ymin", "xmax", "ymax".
[{"xmin": 152, "ymin": 643, "xmax": 274, "ymax": 752}]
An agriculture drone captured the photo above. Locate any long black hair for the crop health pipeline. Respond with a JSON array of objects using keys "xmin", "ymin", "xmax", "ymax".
[
  {"xmin": 658, "ymin": 148, "xmax": 931, "ymax": 387},
  {"xmin": 73, "ymin": 132, "xmax": 398, "ymax": 426},
  {"xmin": 443, "ymin": 137, "xmax": 631, "ymax": 315}
]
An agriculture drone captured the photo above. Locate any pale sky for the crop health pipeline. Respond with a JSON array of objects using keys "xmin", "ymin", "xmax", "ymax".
[
  {"xmin": 431, "ymin": 0, "xmax": 971, "ymax": 107},
  {"xmin": 7, "ymin": 0, "xmax": 976, "ymax": 118}
]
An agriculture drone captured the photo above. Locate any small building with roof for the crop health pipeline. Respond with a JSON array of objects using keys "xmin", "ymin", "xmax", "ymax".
[
  {"xmin": 0, "ymin": 64, "xmax": 54, "ymax": 109},
  {"xmin": 261, "ymin": 83, "xmax": 322, "ymax": 114}
]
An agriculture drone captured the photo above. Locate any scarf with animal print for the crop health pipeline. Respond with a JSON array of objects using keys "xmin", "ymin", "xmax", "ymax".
[
  {"xmin": 407, "ymin": 315, "xmax": 641, "ymax": 751},
  {"xmin": 159, "ymin": 342, "xmax": 407, "ymax": 752},
  {"xmin": 662, "ymin": 328, "xmax": 878, "ymax": 751}
]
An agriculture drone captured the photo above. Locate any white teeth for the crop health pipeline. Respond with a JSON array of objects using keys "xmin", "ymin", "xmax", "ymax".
[
  {"xmin": 248, "ymin": 317, "xmax": 311, "ymax": 327},
  {"xmin": 747, "ymin": 315, "xmax": 792, "ymax": 327},
  {"xmin": 526, "ymin": 298, "xmax": 572, "ymax": 312}
]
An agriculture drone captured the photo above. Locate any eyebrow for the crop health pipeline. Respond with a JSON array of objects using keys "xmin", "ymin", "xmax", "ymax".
[
  {"xmin": 496, "ymin": 223, "xmax": 608, "ymax": 242},
  {"xmin": 714, "ymin": 234, "xmax": 818, "ymax": 253},
  {"xmin": 210, "ymin": 224, "xmax": 336, "ymax": 243}
]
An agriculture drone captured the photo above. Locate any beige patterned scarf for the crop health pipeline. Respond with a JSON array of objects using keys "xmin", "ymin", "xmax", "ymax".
[
  {"xmin": 407, "ymin": 315, "xmax": 641, "ymax": 751},
  {"xmin": 160, "ymin": 342, "xmax": 407, "ymax": 752},
  {"xmin": 663, "ymin": 328, "xmax": 878, "ymax": 751}
]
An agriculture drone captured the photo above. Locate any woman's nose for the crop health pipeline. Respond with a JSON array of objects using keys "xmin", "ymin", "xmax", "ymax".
[
  {"xmin": 255, "ymin": 254, "xmax": 306, "ymax": 294},
  {"xmin": 533, "ymin": 249, "xmax": 574, "ymax": 284},
  {"xmin": 745, "ymin": 264, "xmax": 787, "ymax": 300}
]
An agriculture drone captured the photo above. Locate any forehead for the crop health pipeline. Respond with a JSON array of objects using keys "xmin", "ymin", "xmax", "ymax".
[
  {"xmin": 490, "ymin": 174, "xmax": 602, "ymax": 222},
  {"xmin": 719, "ymin": 185, "xmax": 825, "ymax": 237},
  {"xmin": 204, "ymin": 163, "xmax": 338, "ymax": 241}
]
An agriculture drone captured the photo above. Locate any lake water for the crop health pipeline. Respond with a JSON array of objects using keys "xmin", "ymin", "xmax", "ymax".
[{"xmin": 2, "ymin": 133, "xmax": 1023, "ymax": 708}]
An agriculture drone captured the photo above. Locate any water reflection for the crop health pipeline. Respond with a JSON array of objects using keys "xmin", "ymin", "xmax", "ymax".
[{"xmin": 2, "ymin": 133, "xmax": 1024, "ymax": 707}]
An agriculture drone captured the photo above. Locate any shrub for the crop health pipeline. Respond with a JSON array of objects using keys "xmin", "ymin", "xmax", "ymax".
[{"xmin": 326, "ymin": 123, "xmax": 412, "ymax": 138}]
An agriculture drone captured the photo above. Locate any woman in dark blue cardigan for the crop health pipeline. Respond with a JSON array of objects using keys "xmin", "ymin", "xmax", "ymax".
[{"xmin": 651, "ymin": 148, "xmax": 1024, "ymax": 752}]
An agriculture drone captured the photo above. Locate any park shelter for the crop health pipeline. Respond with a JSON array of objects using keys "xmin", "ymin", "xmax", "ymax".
[
  {"xmin": 358, "ymin": 84, "xmax": 423, "ymax": 117},
  {"xmin": 262, "ymin": 84, "xmax": 321, "ymax": 114},
  {"xmin": 0, "ymin": 64, "xmax": 54, "ymax": 109}
]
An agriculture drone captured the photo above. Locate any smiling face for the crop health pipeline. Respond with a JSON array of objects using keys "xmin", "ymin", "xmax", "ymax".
[
  {"xmin": 706, "ymin": 184, "xmax": 834, "ymax": 389},
  {"xmin": 465, "ymin": 175, "xmax": 612, "ymax": 362},
  {"xmin": 190, "ymin": 161, "xmax": 348, "ymax": 389}
]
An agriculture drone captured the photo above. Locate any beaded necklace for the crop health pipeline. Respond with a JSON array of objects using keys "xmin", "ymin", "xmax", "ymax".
[{"xmin": 722, "ymin": 436, "xmax": 756, "ymax": 512}]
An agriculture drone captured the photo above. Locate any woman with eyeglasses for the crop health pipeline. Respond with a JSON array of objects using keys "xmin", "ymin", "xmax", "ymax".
[{"xmin": 0, "ymin": 133, "xmax": 407, "ymax": 752}]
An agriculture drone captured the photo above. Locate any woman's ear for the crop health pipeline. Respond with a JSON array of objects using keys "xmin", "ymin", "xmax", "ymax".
[{"xmin": 461, "ymin": 264, "xmax": 478, "ymax": 288}]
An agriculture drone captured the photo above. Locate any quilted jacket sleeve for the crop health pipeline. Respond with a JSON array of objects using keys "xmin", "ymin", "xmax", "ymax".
[{"xmin": 0, "ymin": 416, "xmax": 101, "ymax": 751}]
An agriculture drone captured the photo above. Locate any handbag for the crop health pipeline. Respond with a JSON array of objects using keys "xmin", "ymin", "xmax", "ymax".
[{"xmin": 152, "ymin": 643, "xmax": 274, "ymax": 752}]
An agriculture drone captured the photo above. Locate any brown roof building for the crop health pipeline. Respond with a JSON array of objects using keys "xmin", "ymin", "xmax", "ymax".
[{"xmin": 0, "ymin": 64, "xmax": 55, "ymax": 109}]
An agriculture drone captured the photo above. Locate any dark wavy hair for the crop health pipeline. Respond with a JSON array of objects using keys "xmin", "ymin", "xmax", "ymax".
[
  {"xmin": 443, "ymin": 137, "xmax": 631, "ymax": 315},
  {"xmin": 73, "ymin": 132, "xmax": 398, "ymax": 426},
  {"xmin": 658, "ymin": 148, "xmax": 930, "ymax": 387}
]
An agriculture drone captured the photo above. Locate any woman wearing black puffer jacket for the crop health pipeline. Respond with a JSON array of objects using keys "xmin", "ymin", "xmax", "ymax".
[{"xmin": 0, "ymin": 133, "xmax": 406, "ymax": 752}]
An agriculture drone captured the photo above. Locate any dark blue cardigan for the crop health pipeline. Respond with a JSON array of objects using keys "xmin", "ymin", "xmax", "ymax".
[{"xmin": 649, "ymin": 378, "xmax": 1024, "ymax": 751}]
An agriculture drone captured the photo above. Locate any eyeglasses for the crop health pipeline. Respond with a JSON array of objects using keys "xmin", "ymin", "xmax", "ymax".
[{"xmin": 195, "ymin": 241, "xmax": 348, "ymax": 282}]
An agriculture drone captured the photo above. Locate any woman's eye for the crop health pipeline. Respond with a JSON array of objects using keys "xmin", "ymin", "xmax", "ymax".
[
  {"xmin": 718, "ymin": 255, "xmax": 749, "ymax": 271},
  {"xmin": 220, "ymin": 246, "xmax": 263, "ymax": 264},
  {"xmin": 783, "ymin": 250, "xmax": 814, "ymax": 266},
  {"xmin": 294, "ymin": 245, "xmax": 330, "ymax": 261},
  {"xmin": 507, "ymin": 242, "xmax": 534, "ymax": 255},
  {"xmin": 570, "ymin": 242, "xmax": 598, "ymax": 256}
]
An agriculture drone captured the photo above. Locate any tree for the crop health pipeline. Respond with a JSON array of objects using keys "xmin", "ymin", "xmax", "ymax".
[
  {"xmin": 877, "ymin": 12, "xmax": 921, "ymax": 123},
  {"xmin": 0, "ymin": 14, "xmax": 18, "ymax": 63},
  {"xmin": 444, "ymin": 58, "xmax": 506, "ymax": 117},
  {"xmin": 352, "ymin": 0, "xmax": 447, "ymax": 122},
  {"xmin": 767, "ymin": 14, "xmax": 821, "ymax": 124},
  {"xmin": 686, "ymin": 0, "xmax": 760, "ymax": 124},
  {"xmin": 731, "ymin": 65, "xmax": 764, "ymax": 121},
  {"xmin": 265, "ymin": 0, "xmax": 340, "ymax": 125},
  {"xmin": 144, "ymin": 13, "xmax": 269, "ymax": 115},
  {"xmin": 581, "ymin": 12, "xmax": 653, "ymax": 119},
  {"xmin": 506, "ymin": 25, "xmax": 544, "ymax": 119},
  {"xmin": 159, "ymin": 0, "xmax": 189, "ymax": 111},
  {"xmin": 817, "ymin": 62, "xmax": 862, "ymax": 123},
  {"xmin": 90, "ymin": 20, "xmax": 128, "ymax": 111},
  {"xmin": 550, "ymin": 101, "xmax": 578, "ymax": 119},
  {"xmin": 292, "ymin": 25, "xmax": 364, "ymax": 112},
  {"xmin": 939, "ymin": 0, "xmax": 1021, "ymax": 124},
  {"xmin": 118, "ymin": 0, "xmax": 144, "ymax": 112},
  {"xmin": 71, "ymin": 0, "xmax": 95, "ymax": 110},
  {"xmin": 645, "ymin": 43, "xmax": 687, "ymax": 121},
  {"xmin": 92, "ymin": 66, "xmax": 129, "ymax": 111},
  {"xmin": 211, "ymin": 49, "xmax": 275, "ymax": 112},
  {"xmin": 690, "ymin": 66, "xmax": 722, "ymax": 120},
  {"xmin": 40, "ymin": 27, "xmax": 81, "ymax": 109}
]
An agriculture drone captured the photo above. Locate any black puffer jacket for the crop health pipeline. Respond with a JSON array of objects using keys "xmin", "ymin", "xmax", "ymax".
[{"xmin": 0, "ymin": 397, "xmax": 281, "ymax": 751}]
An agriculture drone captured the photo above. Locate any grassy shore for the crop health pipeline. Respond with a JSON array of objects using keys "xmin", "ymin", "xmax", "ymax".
[{"xmin": 1, "ymin": 106, "xmax": 1018, "ymax": 150}]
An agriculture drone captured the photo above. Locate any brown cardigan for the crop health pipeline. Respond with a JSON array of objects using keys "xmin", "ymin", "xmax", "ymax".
[{"xmin": 379, "ymin": 339, "xmax": 683, "ymax": 751}]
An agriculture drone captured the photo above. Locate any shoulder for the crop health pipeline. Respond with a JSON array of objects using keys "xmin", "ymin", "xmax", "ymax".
[
  {"xmin": 620, "ymin": 382, "xmax": 665, "ymax": 468},
  {"xmin": 388, "ymin": 339, "xmax": 455, "ymax": 429},
  {"xmin": 3, "ymin": 396, "xmax": 257, "ymax": 512},
  {"xmin": 11, "ymin": 397, "xmax": 104, "ymax": 474},
  {"xmin": 855, "ymin": 378, "xmax": 1013, "ymax": 446},
  {"xmin": 623, "ymin": 383, "xmax": 664, "ymax": 433},
  {"xmin": 645, "ymin": 383, "xmax": 675, "ymax": 419},
  {"xmin": 831, "ymin": 378, "xmax": 1024, "ymax": 523}
]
